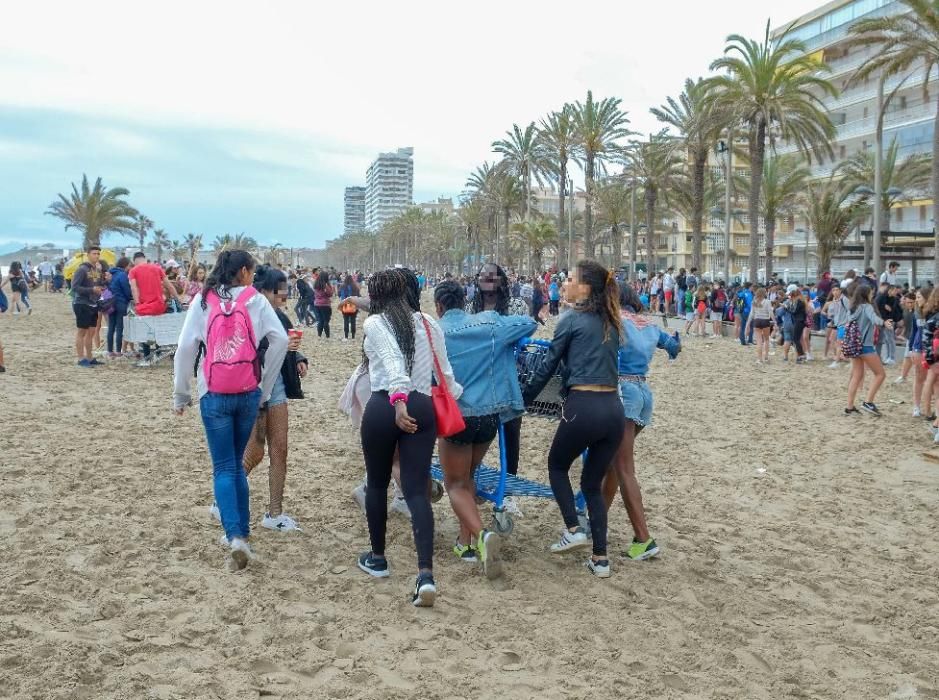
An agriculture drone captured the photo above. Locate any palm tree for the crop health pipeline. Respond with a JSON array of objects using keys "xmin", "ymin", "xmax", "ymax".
[
  {"xmin": 572, "ymin": 91, "xmax": 632, "ymax": 260},
  {"xmin": 751, "ymin": 154, "xmax": 809, "ymax": 279},
  {"xmin": 594, "ymin": 179, "xmax": 631, "ymax": 268},
  {"xmin": 664, "ymin": 168, "xmax": 723, "ymax": 272},
  {"xmin": 839, "ymin": 138, "xmax": 932, "ymax": 232},
  {"xmin": 230, "ymin": 233, "xmax": 258, "ymax": 251},
  {"xmin": 170, "ymin": 239, "xmax": 186, "ymax": 260},
  {"xmin": 538, "ymin": 105, "xmax": 580, "ymax": 264},
  {"xmin": 45, "ymin": 174, "xmax": 139, "ymax": 249},
  {"xmin": 492, "ymin": 123, "xmax": 548, "ymax": 221},
  {"xmin": 132, "ymin": 214, "xmax": 154, "ymax": 251},
  {"xmin": 847, "ymin": 0, "xmax": 939, "ymax": 280},
  {"xmin": 623, "ymin": 132, "xmax": 685, "ymax": 272},
  {"xmin": 802, "ymin": 175, "xmax": 869, "ymax": 275},
  {"xmin": 511, "ymin": 219, "xmax": 557, "ymax": 273},
  {"xmin": 212, "ymin": 234, "xmax": 233, "ymax": 253},
  {"xmin": 707, "ymin": 21, "xmax": 837, "ymax": 283},
  {"xmin": 151, "ymin": 229, "xmax": 170, "ymax": 263},
  {"xmin": 183, "ymin": 233, "xmax": 203, "ymax": 262},
  {"xmin": 651, "ymin": 77, "xmax": 726, "ymax": 271}
]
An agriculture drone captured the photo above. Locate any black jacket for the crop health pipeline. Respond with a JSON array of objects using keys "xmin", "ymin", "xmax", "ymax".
[
  {"xmin": 924, "ymin": 311, "xmax": 939, "ymax": 365},
  {"xmin": 523, "ymin": 310, "xmax": 620, "ymax": 403},
  {"xmin": 259, "ymin": 308, "xmax": 307, "ymax": 399}
]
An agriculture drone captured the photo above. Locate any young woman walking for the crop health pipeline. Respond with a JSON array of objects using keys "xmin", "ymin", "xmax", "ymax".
[
  {"xmin": 312, "ymin": 270, "xmax": 334, "ymax": 338},
  {"xmin": 601, "ymin": 284, "xmax": 679, "ymax": 561},
  {"xmin": 241, "ymin": 265, "xmax": 308, "ymax": 532},
  {"xmin": 338, "ymin": 273, "xmax": 361, "ymax": 341},
  {"xmin": 173, "ymin": 250, "xmax": 288, "ymax": 570},
  {"xmin": 435, "ymin": 280, "xmax": 536, "ymax": 577},
  {"xmin": 920, "ymin": 287, "xmax": 939, "ymax": 439},
  {"xmin": 745, "ymin": 287, "xmax": 774, "ymax": 363},
  {"xmin": 845, "ymin": 283, "xmax": 890, "ymax": 417},
  {"xmin": 357, "ymin": 269, "xmax": 462, "ymax": 607},
  {"xmin": 1, "ymin": 262, "xmax": 31, "ymax": 315},
  {"xmin": 523, "ymin": 260, "xmax": 626, "ymax": 578}
]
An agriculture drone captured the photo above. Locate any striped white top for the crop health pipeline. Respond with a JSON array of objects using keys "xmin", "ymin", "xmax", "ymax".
[{"xmin": 363, "ymin": 312, "xmax": 463, "ymax": 399}]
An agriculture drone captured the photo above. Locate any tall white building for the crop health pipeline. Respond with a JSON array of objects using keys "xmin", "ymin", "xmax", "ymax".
[
  {"xmin": 344, "ymin": 186, "xmax": 366, "ymax": 234},
  {"xmin": 365, "ymin": 147, "xmax": 414, "ymax": 232}
]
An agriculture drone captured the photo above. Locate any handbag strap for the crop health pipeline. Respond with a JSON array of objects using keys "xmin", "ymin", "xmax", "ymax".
[{"xmin": 419, "ymin": 314, "xmax": 447, "ymax": 389}]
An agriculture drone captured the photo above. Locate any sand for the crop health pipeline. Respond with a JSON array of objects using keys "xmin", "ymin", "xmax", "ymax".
[{"xmin": 1, "ymin": 292, "xmax": 938, "ymax": 700}]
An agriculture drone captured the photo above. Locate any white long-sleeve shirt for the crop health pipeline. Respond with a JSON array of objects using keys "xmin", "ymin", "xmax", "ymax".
[
  {"xmin": 173, "ymin": 286, "xmax": 288, "ymax": 410},
  {"xmin": 363, "ymin": 312, "xmax": 463, "ymax": 400}
]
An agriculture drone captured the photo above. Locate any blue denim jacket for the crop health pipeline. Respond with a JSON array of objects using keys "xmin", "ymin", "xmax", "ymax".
[
  {"xmin": 439, "ymin": 309, "xmax": 537, "ymax": 419},
  {"xmin": 617, "ymin": 316, "xmax": 681, "ymax": 376}
]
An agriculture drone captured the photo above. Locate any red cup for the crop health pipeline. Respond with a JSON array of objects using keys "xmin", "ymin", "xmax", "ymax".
[{"xmin": 288, "ymin": 329, "xmax": 303, "ymax": 341}]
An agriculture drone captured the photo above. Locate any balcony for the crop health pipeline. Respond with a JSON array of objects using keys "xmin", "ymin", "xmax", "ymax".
[
  {"xmin": 836, "ymin": 101, "xmax": 935, "ymax": 140},
  {"xmin": 799, "ymin": 1, "xmax": 905, "ymax": 54}
]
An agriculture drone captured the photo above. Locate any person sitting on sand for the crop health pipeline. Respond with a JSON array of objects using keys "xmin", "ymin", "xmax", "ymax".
[
  {"xmin": 355, "ymin": 268, "xmax": 461, "ymax": 608},
  {"xmin": 434, "ymin": 280, "xmax": 536, "ymax": 577},
  {"xmin": 601, "ymin": 284, "xmax": 680, "ymax": 562}
]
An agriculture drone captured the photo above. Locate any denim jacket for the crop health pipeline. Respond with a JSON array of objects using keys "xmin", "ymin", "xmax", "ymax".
[
  {"xmin": 617, "ymin": 314, "xmax": 681, "ymax": 376},
  {"xmin": 439, "ymin": 309, "xmax": 537, "ymax": 419}
]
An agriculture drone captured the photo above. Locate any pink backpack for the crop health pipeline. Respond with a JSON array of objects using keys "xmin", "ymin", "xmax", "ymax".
[{"xmin": 203, "ymin": 287, "xmax": 261, "ymax": 394}]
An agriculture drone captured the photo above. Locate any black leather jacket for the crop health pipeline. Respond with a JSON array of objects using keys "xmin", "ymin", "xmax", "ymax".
[
  {"xmin": 523, "ymin": 309, "xmax": 620, "ymax": 403},
  {"xmin": 924, "ymin": 311, "xmax": 939, "ymax": 365}
]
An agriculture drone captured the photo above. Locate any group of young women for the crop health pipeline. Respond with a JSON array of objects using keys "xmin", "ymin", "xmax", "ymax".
[{"xmin": 173, "ymin": 253, "xmax": 676, "ymax": 607}]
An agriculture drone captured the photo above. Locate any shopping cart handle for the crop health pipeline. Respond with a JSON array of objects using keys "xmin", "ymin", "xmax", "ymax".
[{"xmin": 517, "ymin": 337, "xmax": 551, "ymax": 350}]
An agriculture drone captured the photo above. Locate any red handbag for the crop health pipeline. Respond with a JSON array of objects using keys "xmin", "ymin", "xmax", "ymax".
[{"xmin": 419, "ymin": 315, "xmax": 465, "ymax": 438}]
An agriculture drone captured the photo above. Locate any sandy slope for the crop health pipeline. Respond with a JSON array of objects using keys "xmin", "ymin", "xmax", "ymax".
[{"xmin": 1, "ymin": 293, "xmax": 938, "ymax": 700}]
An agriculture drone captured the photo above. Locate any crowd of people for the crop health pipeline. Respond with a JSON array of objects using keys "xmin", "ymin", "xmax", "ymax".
[{"xmin": 4, "ymin": 245, "xmax": 937, "ymax": 607}]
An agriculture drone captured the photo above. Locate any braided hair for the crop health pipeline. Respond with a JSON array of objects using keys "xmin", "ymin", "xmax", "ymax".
[
  {"xmin": 398, "ymin": 267, "xmax": 422, "ymax": 312},
  {"xmin": 434, "ymin": 280, "xmax": 466, "ymax": 313},
  {"xmin": 472, "ymin": 262, "xmax": 510, "ymax": 315},
  {"xmin": 201, "ymin": 250, "xmax": 255, "ymax": 310},
  {"xmin": 575, "ymin": 260, "xmax": 622, "ymax": 344},
  {"xmin": 363, "ymin": 269, "xmax": 417, "ymax": 372}
]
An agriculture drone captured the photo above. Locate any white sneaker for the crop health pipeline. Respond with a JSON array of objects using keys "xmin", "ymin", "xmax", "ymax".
[
  {"xmin": 828, "ymin": 361, "xmax": 840, "ymax": 369},
  {"xmin": 262, "ymin": 512, "xmax": 301, "ymax": 532},
  {"xmin": 912, "ymin": 406, "xmax": 922, "ymax": 417},
  {"xmin": 549, "ymin": 528, "xmax": 589, "ymax": 553},
  {"xmin": 586, "ymin": 558, "xmax": 611, "ymax": 578},
  {"xmin": 502, "ymin": 496, "xmax": 523, "ymax": 518},
  {"xmin": 209, "ymin": 502, "xmax": 221, "ymax": 521},
  {"xmin": 805, "ymin": 354, "xmax": 814, "ymax": 362},
  {"xmin": 390, "ymin": 496, "xmax": 411, "ymax": 517},
  {"xmin": 352, "ymin": 482, "xmax": 366, "ymax": 514},
  {"xmin": 894, "ymin": 376, "xmax": 906, "ymax": 384},
  {"xmin": 934, "ymin": 430, "xmax": 939, "ymax": 445},
  {"xmin": 229, "ymin": 537, "xmax": 254, "ymax": 570}
]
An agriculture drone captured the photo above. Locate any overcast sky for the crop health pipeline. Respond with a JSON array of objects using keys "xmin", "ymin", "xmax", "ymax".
[{"xmin": 1, "ymin": 0, "xmax": 824, "ymax": 250}]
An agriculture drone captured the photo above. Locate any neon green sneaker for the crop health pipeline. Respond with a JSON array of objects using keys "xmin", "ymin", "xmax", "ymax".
[
  {"xmin": 477, "ymin": 529, "xmax": 503, "ymax": 579},
  {"xmin": 453, "ymin": 541, "xmax": 477, "ymax": 563},
  {"xmin": 623, "ymin": 538, "xmax": 660, "ymax": 561}
]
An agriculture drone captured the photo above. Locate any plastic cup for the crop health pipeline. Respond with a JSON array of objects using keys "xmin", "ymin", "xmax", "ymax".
[{"xmin": 288, "ymin": 329, "xmax": 303, "ymax": 341}]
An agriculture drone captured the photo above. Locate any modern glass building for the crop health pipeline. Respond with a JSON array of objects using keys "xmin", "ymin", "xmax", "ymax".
[
  {"xmin": 343, "ymin": 186, "xmax": 366, "ymax": 234},
  {"xmin": 364, "ymin": 147, "xmax": 414, "ymax": 232}
]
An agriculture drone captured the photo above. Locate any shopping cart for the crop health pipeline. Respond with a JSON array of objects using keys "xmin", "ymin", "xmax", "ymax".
[
  {"xmin": 430, "ymin": 337, "xmax": 590, "ymax": 536},
  {"xmin": 123, "ymin": 311, "xmax": 187, "ymax": 367}
]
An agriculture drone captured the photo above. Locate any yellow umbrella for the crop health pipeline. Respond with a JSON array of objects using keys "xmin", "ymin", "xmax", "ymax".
[{"xmin": 63, "ymin": 249, "xmax": 117, "ymax": 280}]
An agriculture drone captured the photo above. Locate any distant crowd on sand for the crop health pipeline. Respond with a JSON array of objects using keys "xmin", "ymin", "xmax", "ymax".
[{"xmin": 3, "ymin": 247, "xmax": 938, "ymax": 608}]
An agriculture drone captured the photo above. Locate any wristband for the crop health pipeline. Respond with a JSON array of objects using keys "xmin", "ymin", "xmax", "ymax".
[{"xmin": 389, "ymin": 392, "xmax": 408, "ymax": 406}]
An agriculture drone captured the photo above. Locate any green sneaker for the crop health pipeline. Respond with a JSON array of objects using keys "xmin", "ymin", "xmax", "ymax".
[
  {"xmin": 453, "ymin": 541, "xmax": 477, "ymax": 563},
  {"xmin": 623, "ymin": 538, "xmax": 660, "ymax": 561},
  {"xmin": 477, "ymin": 529, "xmax": 503, "ymax": 579}
]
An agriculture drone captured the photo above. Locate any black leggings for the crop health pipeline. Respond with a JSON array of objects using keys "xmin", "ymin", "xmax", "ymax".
[
  {"xmin": 793, "ymin": 320, "xmax": 806, "ymax": 357},
  {"xmin": 548, "ymin": 390, "xmax": 625, "ymax": 556},
  {"xmin": 343, "ymin": 313, "xmax": 357, "ymax": 339},
  {"xmin": 503, "ymin": 415, "xmax": 522, "ymax": 476},
  {"xmin": 314, "ymin": 305, "xmax": 332, "ymax": 337},
  {"xmin": 361, "ymin": 391, "xmax": 437, "ymax": 570}
]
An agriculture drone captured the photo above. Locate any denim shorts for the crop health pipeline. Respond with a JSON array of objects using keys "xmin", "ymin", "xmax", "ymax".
[
  {"xmin": 619, "ymin": 379, "xmax": 653, "ymax": 427},
  {"xmin": 860, "ymin": 345, "xmax": 876, "ymax": 356},
  {"xmin": 445, "ymin": 413, "xmax": 499, "ymax": 445},
  {"xmin": 268, "ymin": 374, "xmax": 287, "ymax": 407},
  {"xmin": 836, "ymin": 326, "xmax": 846, "ymax": 341}
]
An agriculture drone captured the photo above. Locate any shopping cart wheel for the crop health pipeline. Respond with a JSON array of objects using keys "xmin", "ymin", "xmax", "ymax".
[
  {"xmin": 429, "ymin": 479, "xmax": 445, "ymax": 503},
  {"xmin": 578, "ymin": 512, "xmax": 591, "ymax": 538},
  {"xmin": 492, "ymin": 510, "xmax": 514, "ymax": 536}
]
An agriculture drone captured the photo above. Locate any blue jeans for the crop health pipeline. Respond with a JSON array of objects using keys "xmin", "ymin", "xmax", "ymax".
[
  {"xmin": 200, "ymin": 389, "xmax": 261, "ymax": 539},
  {"xmin": 739, "ymin": 311, "xmax": 753, "ymax": 345},
  {"xmin": 107, "ymin": 304, "xmax": 127, "ymax": 352}
]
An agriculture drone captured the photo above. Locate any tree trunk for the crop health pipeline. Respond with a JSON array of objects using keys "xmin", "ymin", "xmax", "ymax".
[
  {"xmin": 691, "ymin": 148, "xmax": 707, "ymax": 271},
  {"xmin": 748, "ymin": 119, "xmax": 766, "ymax": 284},
  {"xmin": 502, "ymin": 208, "xmax": 510, "ymax": 264},
  {"xmin": 645, "ymin": 186, "xmax": 656, "ymax": 272},
  {"xmin": 934, "ymin": 92, "xmax": 939, "ymax": 282},
  {"xmin": 612, "ymin": 223, "xmax": 622, "ymax": 270},
  {"xmin": 765, "ymin": 216, "xmax": 776, "ymax": 280},
  {"xmin": 558, "ymin": 160, "xmax": 567, "ymax": 266},
  {"xmin": 84, "ymin": 229, "xmax": 101, "ymax": 250},
  {"xmin": 584, "ymin": 153, "xmax": 595, "ymax": 260}
]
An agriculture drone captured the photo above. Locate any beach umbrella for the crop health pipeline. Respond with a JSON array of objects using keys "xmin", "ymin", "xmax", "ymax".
[{"xmin": 63, "ymin": 249, "xmax": 117, "ymax": 280}]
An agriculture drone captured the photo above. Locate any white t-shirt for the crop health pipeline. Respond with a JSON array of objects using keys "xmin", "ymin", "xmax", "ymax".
[
  {"xmin": 38, "ymin": 261, "xmax": 54, "ymax": 276},
  {"xmin": 880, "ymin": 271, "xmax": 898, "ymax": 285},
  {"xmin": 663, "ymin": 273, "xmax": 675, "ymax": 292}
]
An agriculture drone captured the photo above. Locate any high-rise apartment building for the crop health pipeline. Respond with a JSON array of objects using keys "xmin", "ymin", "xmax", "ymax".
[
  {"xmin": 344, "ymin": 186, "xmax": 366, "ymax": 234},
  {"xmin": 364, "ymin": 147, "xmax": 414, "ymax": 232}
]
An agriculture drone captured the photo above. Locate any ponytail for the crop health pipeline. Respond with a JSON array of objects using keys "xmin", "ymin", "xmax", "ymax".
[
  {"xmin": 575, "ymin": 260, "xmax": 622, "ymax": 344},
  {"xmin": 201, "ymin": 249, "xmax": 255, "ymax": 310}
]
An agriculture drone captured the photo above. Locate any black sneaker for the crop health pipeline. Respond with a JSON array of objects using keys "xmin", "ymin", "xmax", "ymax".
[
  {"xmin": 844, "ymin": 407, "xmax": 860, "ymax": 416},
  {"xmin": 861, "ymin": 402, "xmax": 881, "ymax": 416},
  {"xmin": 357, "ymin": 552, "xmax": 389, "ymax": 578},
  {"xmin": 411, "ymin": 573, "xmax": 436, "ymax": 607}
]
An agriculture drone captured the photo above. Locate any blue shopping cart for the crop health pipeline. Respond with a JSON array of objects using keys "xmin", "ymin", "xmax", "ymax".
[{"xmin": 430, "ymin": 337, "xmax": 589, "ymax": 536}]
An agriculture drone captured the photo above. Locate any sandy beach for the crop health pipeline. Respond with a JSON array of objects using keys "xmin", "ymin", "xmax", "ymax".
[{"xmin": 2, "ymin": 292, "xmax": 938, "ymax": 700}]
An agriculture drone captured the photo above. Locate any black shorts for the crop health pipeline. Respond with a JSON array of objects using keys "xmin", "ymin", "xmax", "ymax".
[
  {"xmin": 73, "ymin": 303, "xmax": 98, "ymax": 329},
  {"xmin": 754, "ymin": 319, "xmax": 772, "ymax": 329},
  {"xmin": 444, "ymin": 413, "xmax": 500, "ymax": 446}
]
